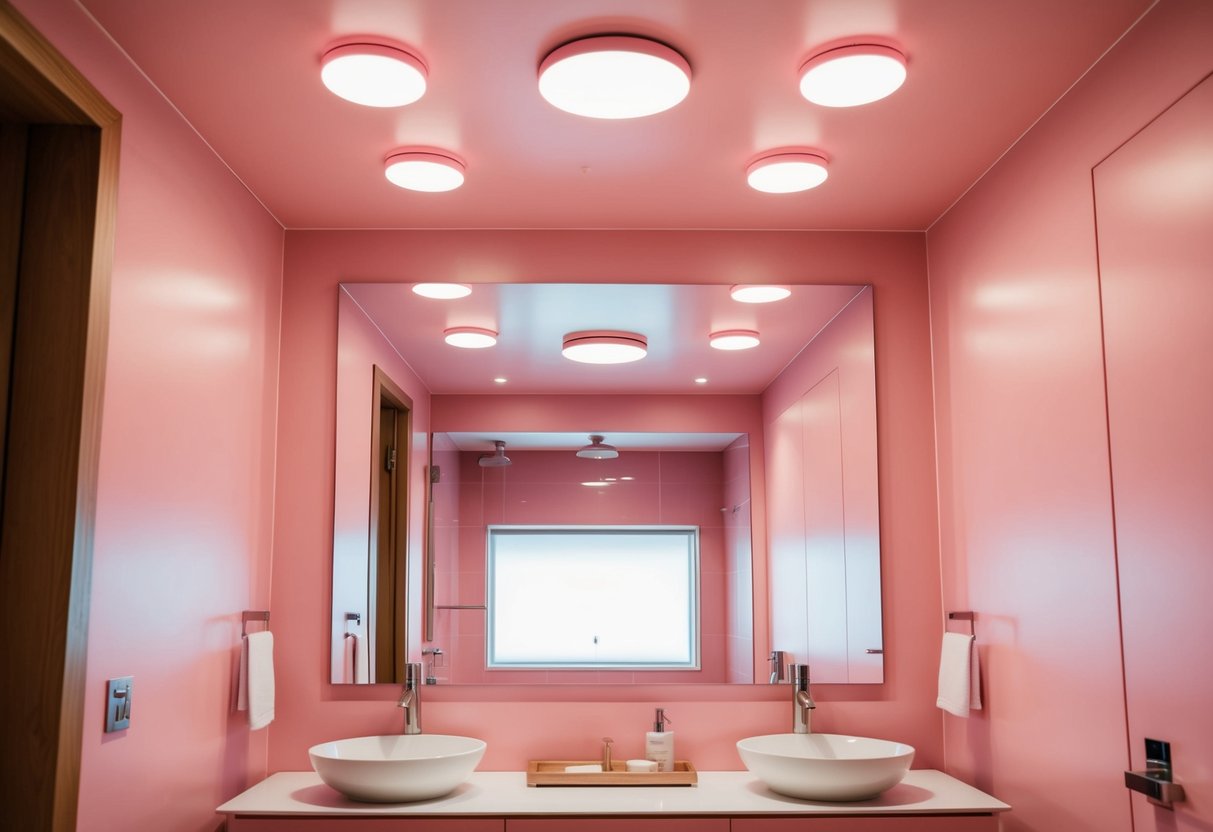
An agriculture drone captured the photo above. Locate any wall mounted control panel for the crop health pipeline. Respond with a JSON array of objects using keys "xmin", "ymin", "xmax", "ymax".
[{"xmin": 105, "ymin": 676, "xmax": 133, "ymax": 732}]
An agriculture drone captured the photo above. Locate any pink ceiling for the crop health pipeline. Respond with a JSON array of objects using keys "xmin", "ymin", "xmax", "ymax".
[
  {"xmin": 81, "ymin": 0, "xmax": 1149, "ymax": 230},
  {"xmin": 342, "ymin": 283, "xmax": 864, "ymax": 394}
]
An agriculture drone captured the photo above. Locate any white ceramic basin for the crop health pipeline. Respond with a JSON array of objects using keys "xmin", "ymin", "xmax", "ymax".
[
  {"xmin": 737, "ymin": 733, "xmax": 914, "ymax": 801},
  {"xmin": 309, "ymin": 734, "xmax": 486, "ymax": 803}
]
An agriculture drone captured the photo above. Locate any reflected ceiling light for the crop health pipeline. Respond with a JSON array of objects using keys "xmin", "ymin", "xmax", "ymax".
[
  {"xmin": 385, "ymin": 150, "xmax": 465, "ymax": 192},
  {"xmin": 320, "ymin": 42, "xmax": 427, "ymax": 107},
  {"xmin": 561, "ymin": 330, "xmax": 648, "ymax": 364},
  {"xmin": 799, "ymin": 43, "xmax": 907, "ymax": 107},
  {"xmin": 694, "ymin": 377, "xmax": 709, "ymax": 384},
  {"xmin": 493, "ymin": 377, "xmax": 508, "ymax": 384},
  {"xmin": 479, "ymin": 440, "xmax": 512, "ymax": 468},
  {"xmin": 747, "ymin": 152, "xmax": 829, "ymax": 193},
  {"xmin": 412, "ymin": 283, "xmax": 471, "ymax": 299},
  {"xmin": 581, "ymin": 480, "xmax": 613, "ymax": 487},
  {"xmin": 538, "ymin": 35, "xmax": 691, "ymax": 119},
  {"xmin": 709, "ymin": 329, "xmax": 761, "ymax": 350},
  {"xmin": 730, "ymin": 285, "xmax": 791, "ymax": 303},
  {"xmin": 444, "ymin": 327, "xmax": 497, "ymax": 348},
  {"xmin": 577, "ymin": 435, "xmax": 620, "ymax": 460}
]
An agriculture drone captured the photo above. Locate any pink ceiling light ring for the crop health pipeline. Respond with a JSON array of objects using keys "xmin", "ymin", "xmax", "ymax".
[
  {"xmin": 746, "ymin": 151, "xmax": 829, "ymax": 194},
  {"xmin": 562, "ymin": 330, "xmax": 648, "ymax": 364},
  {"xmin": 709, "ymin": 329, "xmax": 761, "ymax": 351},
  {"xmin": 320, "ymin": 42, "xmax": 428, "ymax": 108},
  {"xmin": 799, "ymin": 43, "xmax": 907, "ymax": 108},
  {"xmin": 384, "ymin": 151, "xmax": 466, "ymax": 192},
  {"xmin": 538, "ymin": 35, "xmax": 692, "ymax": 119},
  {"xmin": 444, "ymin": 327, "xmax": 497, "ymax": 349}
]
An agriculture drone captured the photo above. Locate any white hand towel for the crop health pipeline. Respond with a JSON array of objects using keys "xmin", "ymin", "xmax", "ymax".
[
  {"xmin": 937, "ymin": 631, "xmax": 981, "ymax": 717},
  {"xmin": 238, "ymin": 631, "xmax": 275, "ymax": 730}
]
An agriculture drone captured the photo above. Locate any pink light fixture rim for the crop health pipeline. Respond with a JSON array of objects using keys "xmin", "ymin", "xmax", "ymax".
[
  {"xmin": 708, "ymin": 329, "xmax": 762, "ymax": 350},
  {"xmin": 319, "ymin": 40, "xmax": 429, "ymax": 107},
  {"xmin": 798, "ymin": 41, "xmax": 908, "ymax": 107},
  {"xmin": 384, "ymin": 149, "xmax": 467, "ymax": 191},
  {"xmin": 745, "ymin": 150, "xmax": 831, "ymax": 193},
  {"xmin": 443, "ymin": 326, "xmax": 498, "ymax": 348},
  {"xmin": 561, "ymin": 330, "xmax": 649, "ymax": 363},
  {"xmin": 538, "ymin": 34, "xmax": 692, "ymax": 119}
]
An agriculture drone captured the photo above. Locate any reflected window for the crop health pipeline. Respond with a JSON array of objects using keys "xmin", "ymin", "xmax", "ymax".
[{"xmin": 487, "ymin": 526, "xmax": 699, "ymax": 669}]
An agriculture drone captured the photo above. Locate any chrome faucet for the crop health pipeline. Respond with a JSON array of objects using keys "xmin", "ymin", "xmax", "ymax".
[
  {"xmin": 398, "ymin": 662, "xmax": 422, "ymax": 734},
  {"xmin": 792, "ymin": 663, "xmax": 815, "ymax": 734}
]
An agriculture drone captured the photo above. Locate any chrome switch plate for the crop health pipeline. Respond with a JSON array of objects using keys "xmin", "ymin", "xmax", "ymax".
[{"xmin": 105, "ymin": 676, "xmax": 133, "ymax": 732}]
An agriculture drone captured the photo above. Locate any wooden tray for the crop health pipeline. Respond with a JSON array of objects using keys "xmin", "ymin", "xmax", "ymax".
[{"xmin": 526, "ymin": 760, "xmax": 698, "ymax": 787}]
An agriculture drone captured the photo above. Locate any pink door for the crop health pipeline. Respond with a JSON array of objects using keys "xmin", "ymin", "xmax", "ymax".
[{"xmin": 1095, "ymin": 75, "xmax": 1213, "ymax": 830}]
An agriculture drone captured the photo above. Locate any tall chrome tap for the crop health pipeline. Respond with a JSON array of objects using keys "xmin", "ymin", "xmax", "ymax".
[
  {"xmin": 791, "ymin": 664, "xmax": 815, "ymax": 734},
  {"xmin": 398, "ymin": 662, "xmax": 422, "ymax": 734}
]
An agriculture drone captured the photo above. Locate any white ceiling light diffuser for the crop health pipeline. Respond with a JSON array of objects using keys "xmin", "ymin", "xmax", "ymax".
[
  {"xmin": 709, "ymin": 330, "xmax": 761, "ymax": 351},
  {"xmin": 538, "ymin": 35, "xmax": 691, "ymax": 119},
  {"xmin": 747, "ymin": 152, "xmax": 829, "ymax": 194},
  {"xmin": 320, "ymin": 42, "xmax": 428, "ymax": 108},
  {"xmin": 385, "ymin": 151, "xmax": 466, "ymax": 192},
  {"xmin": 561, "ymin": 331, "xmax": 648, "ymax": 364},
  {"xmin": 412, "ymin": 283, "xmax": 472, "ymax": 299},
  {"xmin": 799, "ymin": 43, "xmax": 907, "ymax": 108},
  {"xmin": 730, "ymin": 285, "xmax": 791, "ymax": 303},
  {"xmin": 444, "ymin": 327, "xmax": 497, "ymax": 348}
]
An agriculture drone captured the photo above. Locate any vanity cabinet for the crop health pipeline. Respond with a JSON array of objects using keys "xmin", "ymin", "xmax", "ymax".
[
  {"xmin": 506, "ymin": 821, "xmax": 728, "ymax": 832},
  {"xmin": 227, "ymin": 821, "xmax": 501, "ymax": 831},
  {"xmin": 732, "ymin": 817, "xmax": 998, "ymax": 831}
]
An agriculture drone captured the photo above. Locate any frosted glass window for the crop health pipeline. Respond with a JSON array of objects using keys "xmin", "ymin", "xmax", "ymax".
[{"xmin": 487, "ymin": 526, "xmax": 699, "ymax": 669}]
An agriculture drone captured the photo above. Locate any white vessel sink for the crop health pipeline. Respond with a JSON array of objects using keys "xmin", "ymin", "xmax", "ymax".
[
  {"xmin": 309, "ymin": 734, "xmax": 486, "ymax": 803},
  {"xmin": 737, "ymin": 733, "xmax": 914, "ymax": 801}
]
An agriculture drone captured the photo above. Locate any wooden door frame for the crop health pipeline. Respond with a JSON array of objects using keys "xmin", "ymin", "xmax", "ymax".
[{"xmin": 0, "ymin": 3, "xmax": 119, "ymax": 830}]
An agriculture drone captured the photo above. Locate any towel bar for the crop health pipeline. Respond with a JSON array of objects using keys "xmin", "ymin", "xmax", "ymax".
[
  {"xmin": 947, "ymin": 611, "xmax": 975, "ymax": 636},
  {"xmin": 241, "ymin": 610, "xmax": 270, "ymax": 637}
]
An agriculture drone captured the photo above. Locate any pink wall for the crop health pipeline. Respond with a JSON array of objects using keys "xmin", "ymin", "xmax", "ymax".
[
  {"xmin": 1094, "ymin": 75, "xmax": 1213, "ymax": 830},
  {"xmin": 723, "ymin": 435, "xmax": 754, "ymax": 684},
  {"xmin": 332, "ymin": 289, "xmax": 432, "ymax": 682},
  {"xmin": 926, "ymin": 1, "xmax": 1213, "ymax": 830},
  {"xmin": 10, "ymin": 1, "xmax": 285, "ymax": 829},
  {"xmin": 271, "ymin": 230, "xmax": 941, "ymax": 772},
  {"xmin": 432, "ymin": 448, "xmax": 731, "ymax": 684}
]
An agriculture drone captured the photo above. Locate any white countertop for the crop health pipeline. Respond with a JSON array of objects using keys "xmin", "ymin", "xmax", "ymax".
[{"xmin": 218, "ymin": 770, "xmax": 1010, "ymax": 817}]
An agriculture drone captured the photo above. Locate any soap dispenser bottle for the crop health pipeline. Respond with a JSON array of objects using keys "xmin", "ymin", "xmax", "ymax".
[{"xmin": 645, "ymin": 707, "xmax": 675, "ymax": 772}]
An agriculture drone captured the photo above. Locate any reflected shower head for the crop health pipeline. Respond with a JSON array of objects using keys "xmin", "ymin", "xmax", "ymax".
[
  {"xmin": 576, "ymin": 435, "xmax": 619, "ymax": 460},
  {"xmin": 478, "ymin": 440, "xmax": 512, "ymax": 468}
]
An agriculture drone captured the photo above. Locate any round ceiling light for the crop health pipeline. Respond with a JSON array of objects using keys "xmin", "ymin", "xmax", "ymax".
[
  {"xmin": 538, "ymin": 35, "xmax": 691, "ymax": 119},
  {"xmin": 444, "ymin": 327, "xmax": 497, "ymax": 348},
  {"xmin": 799, "ymin": 43, "xmax": 907, "ymax": 108},
  {"xmin": 385, "ymin": 151, "xmax": 465, "ymax": 192},
  {"xmin": 746, "ymin": 152, "xmax": 829, "ymax": 194},
  {"xmin": 320, "ymin": 42, "xmax": 428, "ymax": 108},
  {"xmin": 561, "ymin": 330, "xmax": 648, "ymax": 364},
  {"xmin": 730, "ymin": 285, "xmax": 791, "ymax": 303},
  {"xmin": 412, "ymin": 283, "xmax": 471, "ymax": 299},
  {"xmin": 709, "ymin": 329, "xmax": 761, "ymax": 351}
]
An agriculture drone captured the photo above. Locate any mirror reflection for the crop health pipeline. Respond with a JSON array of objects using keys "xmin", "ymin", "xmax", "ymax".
[
  {"xmin": 331, "ymin": 283, "xmax": 881, "ymax": 685},
  {"xmin": 426, "ymin": 432, "xmax": 753, "ymax": 684}
]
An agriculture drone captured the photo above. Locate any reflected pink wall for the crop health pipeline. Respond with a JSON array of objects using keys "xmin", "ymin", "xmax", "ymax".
[
  {"xmin": 9, "ymin": 1, "xmax": 285, "ymax": 829},
  {"xmin": 272, "ymin": 230, "xmax": 940, "ymax": 772},
  {"xmin": 432, "ymin": 449, "xmax": 730, "ymax": 684},
  {"xmin": 926, "ymin": 1, "xmax": 1213, "ymax": 830}
]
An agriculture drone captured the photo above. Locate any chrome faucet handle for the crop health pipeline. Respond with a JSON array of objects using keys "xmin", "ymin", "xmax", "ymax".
[{"xmin": 791, "ymin": 663, "xmax": 811, "ymax": 687}]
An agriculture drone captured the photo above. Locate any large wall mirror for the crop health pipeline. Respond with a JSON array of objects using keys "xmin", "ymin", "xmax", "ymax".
[{"xmin": 331, "ymin": 283, "xmax": 882, "ymax": 685}]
